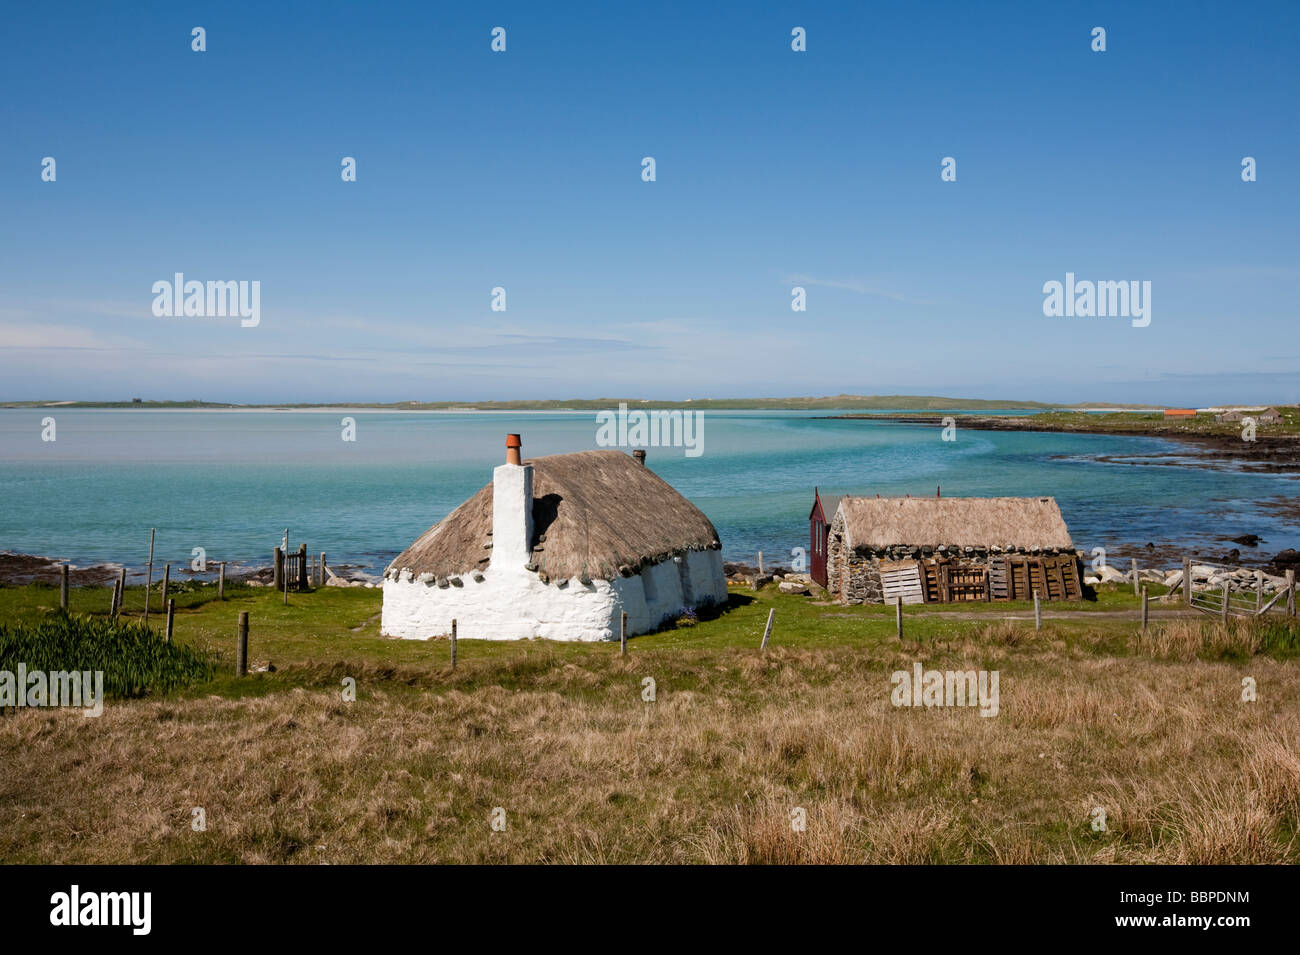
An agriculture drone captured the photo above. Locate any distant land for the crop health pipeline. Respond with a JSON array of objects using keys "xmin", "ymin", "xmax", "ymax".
[
  {"xmin": 0, "ymin": 394, "xmax": 1163, "ymax": 411},
  {"xmin": 826, "ymin": 408, "xmax": 1300, "ymax": 475}
]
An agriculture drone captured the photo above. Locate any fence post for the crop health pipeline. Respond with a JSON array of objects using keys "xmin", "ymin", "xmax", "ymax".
[
  {"xmin": 236, "ymin": 612, "xmax": 249, "ymax": 676},
  {"xmin": 1288, "ymin": 570, "xmax": 1296, "ymax": 618},
  {"xmin": 117, "ymin": 567, "xmax": 127, "ymax": 616},
  {"xmin": 218, "ymin": 562, "xmax": 226, "ymax": 600},
  {"xmin": 60, "ymin": 563, "xmax": 69, "ymax": 611},
  {"xmin": 895, "ymin": 597, "xmax": 903, "ymax": 640},
  {"xmin": 1257, "ymin": 573, "xmax": 1264, "ymax": 614},
  {"xmin": 620, "ymin": 612, "xmax": 627, "ymax": 656},
  {"xmin": 145, "ymin": 527, "xmax": 155, "ymax": 622},
  {"xmin": 1131, "ymin": 558, "xmax": 1139, "ymax": 597},
  {"xmin": 758, "ymin": 551, "xmax": 764, "ymax": 575},
  {"xmin": 1141, "ymin": 586, "xmax": 1148, "ymax": 631},
  {"xmin": 760, "ymin": 608, "xmax": 775, "ymax": 649},
  {"xmin": 165, "ymin": 598, "xmax": 175, "ymax": 643},
  {"xmin": 1183, "ymin": 556, "xmax": 1192, "ymax": 607},
  {"xmin": 111, "ymin": 577, "xmax": 121, "ymax": 617},
  {"xmin": 1034, "ymin": 590, "xmax": 1042, "ymax": 630},
  {"xmin": 161, "ymin": 563, "xmax": 170, "ymax": 613},
  {"xmin": 1221, "ymin": 582, "xmax": 1230, "ymax": 623},
  {"xmin": 273, "ymin": 547, "xmax": 284, "ymax": 591},
  {"xmin": 319, "ymin": 552, "xmax": 327, "ymax": 587},
  {"xmin": 298, "ymin": 543, "xmax": 308, "ymax": 591},
  {"xmin": 450, "ymin": 619, "xmax": 457, "ymax": 669}
]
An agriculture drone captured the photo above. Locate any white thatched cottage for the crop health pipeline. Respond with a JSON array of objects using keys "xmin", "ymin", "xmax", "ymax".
[
  {"xmin": 381, "ymin": 435, "xmax": 727, "ymax": 641},
  {"xmin": 827, "ymin": 495, "xmax": 1080, "ymax": 604}
]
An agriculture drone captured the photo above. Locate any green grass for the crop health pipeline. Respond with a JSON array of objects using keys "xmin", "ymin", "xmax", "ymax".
[
  {"xmin": 2, "ymin": 577, "xmax": 1292, "ymax": 704},
  {"xmin": 1007, "ymin": 408, "xmax": 1300, "ymax": 437},
  {"xmin": 1246, "ymin": 618, "xmax": 1300, "ymax": 658},
  {"xmin": 0, "ymin": 578, "xmax": 261, "ymax": 617},
  {"xmin": 838, "ymin": 407, "xmax": 1300, "ymax": 438},
  {"xmin": 0, "ymin": 612, "xmax": 215, "ymax": 698}
]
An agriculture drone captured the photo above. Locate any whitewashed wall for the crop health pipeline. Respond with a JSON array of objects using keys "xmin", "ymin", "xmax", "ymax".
[
  {"xmin": 686, "ymin": 549, "xmax": 728, "ymax": 605},
  {"xmin": 381, "ymin": 549, "xmax": 727, "ymax": 642}
]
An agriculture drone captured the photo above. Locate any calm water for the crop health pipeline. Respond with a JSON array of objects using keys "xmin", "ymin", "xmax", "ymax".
[{"xmin": 1, "ymin": 409, "xmax": 1296, "ymax": 578}]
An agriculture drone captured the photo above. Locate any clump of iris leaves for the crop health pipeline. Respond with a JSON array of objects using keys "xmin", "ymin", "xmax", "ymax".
[{"xmin": 0, "ymin": 613, "xmax": 214, "ymax": 700}]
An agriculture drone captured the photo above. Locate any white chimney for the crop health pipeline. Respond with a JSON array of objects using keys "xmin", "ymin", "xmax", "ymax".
[{"xmin": 492, "ymin": 434, "xmax": 533, "ymax": 572}]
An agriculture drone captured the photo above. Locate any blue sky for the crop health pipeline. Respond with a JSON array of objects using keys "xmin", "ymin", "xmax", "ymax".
[{"xmin": 2, "ymin": 1, "xmax": 1297, "ymax": 405}]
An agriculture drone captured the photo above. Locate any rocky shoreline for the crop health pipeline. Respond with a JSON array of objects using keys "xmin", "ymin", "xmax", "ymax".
[
  {"xmin": 1081, "ymin": 538, "xmax": 1299, "ymax": 574},
  {"xmin": 0, "ymin": 551, "xmax": 381, "ymax": 589},
  {"xmin": 723, "ymin": 562, "xmax": 825, "ymax": 597},
  {"xmin": 827, "ymin": 413, "xmax": 1300, "ymax": 475},
  {"xmin": 1090, "ymin": 560, "xmax": 1296, "ymax": 601},
  {"xmin": 822, "ymin": 413, "xmax": 1300, "ymax": 571},
  {"xmin": 0, "ymin": 553, "xmax": 122, "ymax": 587}
]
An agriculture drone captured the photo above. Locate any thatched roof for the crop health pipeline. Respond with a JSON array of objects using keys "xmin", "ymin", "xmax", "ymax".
[
  {"xmin": 837, "ymin": 496, "xmax": 1073, "ymax": 551},
  {"xmin": 387, "ymin": 450, "xmax": 721, "ymax": 582}
]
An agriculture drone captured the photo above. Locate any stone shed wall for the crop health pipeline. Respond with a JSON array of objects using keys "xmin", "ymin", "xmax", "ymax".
[{"xmin": 827, "ymin": 530, "xmax": 1079, "ymax": 605}]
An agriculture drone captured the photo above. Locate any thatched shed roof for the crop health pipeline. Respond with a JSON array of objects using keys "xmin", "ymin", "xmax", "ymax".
[
  {"xmin": 387, "ymin": 450, "xmax": 721, "ymax": 582},
  {"xmin": 837, "ymin": 496, "xmax": 1073, "ymax": 551}
]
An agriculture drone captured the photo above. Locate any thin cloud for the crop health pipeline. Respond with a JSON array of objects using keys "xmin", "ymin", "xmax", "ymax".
[
  {"xmin": 782, "ymin": 274, "xmax": 937, "ymax": 306},
  {"xmin": 0, "ymin": 322, "xmax": 131, "ymax": 350}
]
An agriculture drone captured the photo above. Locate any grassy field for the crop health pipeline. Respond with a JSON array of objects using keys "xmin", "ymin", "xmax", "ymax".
[
  {"xmin": 1, "ymin": 580, "xmax": 1298, "ymax": 863},
  {"xmin": 850, "ymin": 407, "xmax": 1300, "ymax": 439},
  {"xmin": 1019, "ymin": 407, "xmax": 1300, "ymax": 438}
]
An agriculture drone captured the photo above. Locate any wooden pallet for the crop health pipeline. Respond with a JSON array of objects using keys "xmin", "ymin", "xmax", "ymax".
[
  {"xmin": 1029, "ymin": 559, "xmax": 1049, "ymax": 599},
  {"xmin": 989, "ymin": 557, "xmax": 1010, "ymax": 600},
  {"xmin": 1059, "ymin": 556, "xmax": 1082, "ymax": 599},
  {"xmin": 948, "ymin": 565, "xmax": 989, "ymax": 602},
  {"xmin": 997, "ymin": 555, "xmax": 1082, "ymax": 601},
  {"xmin": 879, "ymin": 559, "xmax": 926, "ymax": 605},
  {"xmin": 916, "ymin": 555, "xmax": 1080, "ymax": 603},
  {"xmin": 920, "ymin": 558, "xmax": 944, "ymax": 602},
  {"xmin": 918, "ymin": 557, "xmax": 992, "ymax": 602},
  {"xmin": 1010, "ymin": 558, "xmax": 1031, "ymax": 600}
]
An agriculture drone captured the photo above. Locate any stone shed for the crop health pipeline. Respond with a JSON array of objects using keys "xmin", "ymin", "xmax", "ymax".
[{"xmin": 826, "ymin": 496, "xmax": 1081, "ymax": 604}]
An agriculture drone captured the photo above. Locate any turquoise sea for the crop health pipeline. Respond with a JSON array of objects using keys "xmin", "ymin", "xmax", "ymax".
[{"xmin": 1, "ymin": 409, "xmax": 1296, "ymax": 579}]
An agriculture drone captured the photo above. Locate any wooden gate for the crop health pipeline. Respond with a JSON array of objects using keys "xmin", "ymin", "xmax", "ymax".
[
  {"xmin": 274, "ymin": 544, "xmax": 310, "ymax": 591},
  {"xmin": 1189, "ymin": 563, "xmax": 1291, "ymax": 618}
]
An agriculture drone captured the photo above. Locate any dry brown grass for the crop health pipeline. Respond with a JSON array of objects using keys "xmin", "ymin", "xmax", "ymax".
[
  {"xmin": 1134, "ymin": 617, "xmax": 1261, "ymax": 661},
  {"xmin": 1, "ymin": 635, "xmax": 1297, "ymax": 864}
]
